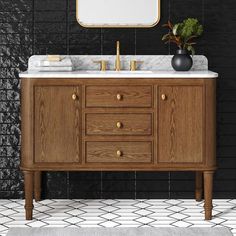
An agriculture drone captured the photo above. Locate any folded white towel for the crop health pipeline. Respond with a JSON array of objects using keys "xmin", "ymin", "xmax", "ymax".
[
  {"xmin": 37, "ymin": 67, "xmax": 73, "ymax": 72},
  {"xmin": 34, "ymin": 58, "xmax": 73, "ymax": 67}
]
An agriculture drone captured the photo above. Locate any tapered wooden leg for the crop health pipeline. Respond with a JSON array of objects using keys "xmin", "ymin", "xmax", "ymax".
[
  {"xmin": 195, "ymin": 171, "xmax": 203, "ymax": 202},
  {"xmin": 34, "ymin": 171, "xmax": 42, "ymax": 202},
  {"xmin": 204, "ymin": 171, "xmax": 214, "ymax": 220},
  {"xmin": 23, "ymin": 171, "xmax": 34, "ymax": 220}
]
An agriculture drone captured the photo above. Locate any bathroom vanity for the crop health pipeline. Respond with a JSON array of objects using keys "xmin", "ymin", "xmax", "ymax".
[
  {"xmin": 20, "ymin": 56, "xmax": 218, "ymax": 221},
  {"xmin": 20, "ymin": 72, "xmax": 217, "ymax": 220}
]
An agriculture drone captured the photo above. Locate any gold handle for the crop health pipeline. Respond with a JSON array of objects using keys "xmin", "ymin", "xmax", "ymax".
[
  {"xmin": 130, "ymin": 60, "xmax": 144, "ymax": 71},
  {"xmin": 72, "ymin": 94, "xmax": 77, "ymax": 100},
  {"xmin": 116, "ymin": 94, "xmax": 123, "ymax": 101},
  {"xmin": 161, "ymin": 94, "xmax": 167, "ymax": 100},
  {"xmin": 93, "ymin": 60, "xmax": 107, "ymax": 71},
  {"xmin": 116, "ymin": 150, "xmax": 123, "ymax": 157},
  {"xmin": 116, "ymin": 122, "xmax": 122, "ymax": 128}
]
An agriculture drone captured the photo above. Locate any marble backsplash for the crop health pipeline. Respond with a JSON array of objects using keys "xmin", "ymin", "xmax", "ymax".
[{"xmin": 28, "ymin": 55, "xmax": 208, "ymax": 71}]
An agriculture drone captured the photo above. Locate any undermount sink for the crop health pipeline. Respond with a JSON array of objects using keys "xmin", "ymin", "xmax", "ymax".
[{"xmin": 84, "ymin": 70, "xmax": 153, "ymax": 74}]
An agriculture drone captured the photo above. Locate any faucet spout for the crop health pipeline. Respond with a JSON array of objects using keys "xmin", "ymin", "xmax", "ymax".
[{"xmin": 115, "ymin": 41, "xmax": 121, "ymax": 71}]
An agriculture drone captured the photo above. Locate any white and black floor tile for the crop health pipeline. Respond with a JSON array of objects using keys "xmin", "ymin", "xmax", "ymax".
[{"xmin": 0, "ymin": 199, "xmax": 235, "ymax": 236}]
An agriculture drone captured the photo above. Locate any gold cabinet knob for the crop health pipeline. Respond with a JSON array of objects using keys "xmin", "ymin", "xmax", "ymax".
[
  {"xmin": 116, "ymin": 150, "xmax": 123, "ymax": 157},
  {"xmin": 161, "ymin": 94, "xmax": 167, "ymax": 100},
  {"xmin": 116, "ymin": 94, "xmax": 123, "ymax": 101},
  {"xmin": 116, "ymin": 122, "xmax": 122, "ymax": 128},
  {"xmin": 72, "ymin": 93, "xmax": 77, "ymax": 100}
]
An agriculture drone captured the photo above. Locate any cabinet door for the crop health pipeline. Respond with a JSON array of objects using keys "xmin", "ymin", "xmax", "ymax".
[
  {"xmin": 34, "ymin": 86, "xmax": 81, "ymax": 163},
  {"xmin": 159, "ymin": 86, "xmax": 204, "ymax": 163}
]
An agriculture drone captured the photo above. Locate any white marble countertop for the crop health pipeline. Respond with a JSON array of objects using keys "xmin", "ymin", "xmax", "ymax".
[{"xmin": 19, "ymin": 70, "xmax": 218, "ymax": 79}]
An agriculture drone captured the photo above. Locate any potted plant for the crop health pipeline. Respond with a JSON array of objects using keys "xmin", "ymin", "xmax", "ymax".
[{"xmin": 162, "ymin": 18, "xmax": 203, "ymax": 71}]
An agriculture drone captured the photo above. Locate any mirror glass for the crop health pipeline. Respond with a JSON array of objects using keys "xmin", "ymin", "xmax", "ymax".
[{"xmin": 76, "ymin": 0, "xmax": 160, "ymax": 28}]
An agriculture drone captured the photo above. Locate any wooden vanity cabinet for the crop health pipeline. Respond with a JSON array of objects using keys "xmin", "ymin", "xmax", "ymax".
[
  {"xmin": 34, "ymin": 86, "xmax": 81, "ymax": 163},
  {"xmin": 159, "ymin": 86, "xmax": 204, "ymax": 164},
  {"xmin": 21, "ymin": 78, "xmax": 216, "ymax": 221}
]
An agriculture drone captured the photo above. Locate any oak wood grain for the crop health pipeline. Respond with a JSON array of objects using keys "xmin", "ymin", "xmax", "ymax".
[
  {"xmin": 205, "ymin": 80, "xmax": 216, "ymax": 167},
  {"xmin": 21, "ymin": 164, "xmax": 216, "ymax": 172},
  {"xmin": 204, "ymin": 171, "xmax": 214, "ymax": 220},
  {"xmin": 195, "ymin": 171, "xmax": 203, "ymax": 201},
  {"xmin": 34, "ymin": 86, "xmax": 81, "ymax": 163},
  {"xmin": 34, "ymin": 171, "xmax": 41, "ymax": 202},
  {"xmin": 23, "ymin": 171, "xmax": 34, "ymax": 220},
  {"xmin": 86, "ymin": 85, "xmax": 153, "ymax": 107},
  {"xmin": 158, "ymin": 86, "xmax": 203, "ymax": 163},
  {"xmin": 86, "ymin": 113, "xmax": 152, "ymax": 136},
  {"xmin": 86, "ymin": 141, "xmax": 152, "ymax": 163}
]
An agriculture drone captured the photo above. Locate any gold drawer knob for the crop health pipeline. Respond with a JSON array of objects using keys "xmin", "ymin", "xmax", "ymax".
[
  {"xmin": 161, "ymin": 94, "xmax": 167, "ymax": 100},
  {"xmin": 116, "ymin": 150, "xmax": 123, "ymax": 157},
  {"xmin": 72, "ymin": 93, "xmax": 77, "ymax": 100},
  {"xmin": 116, "ymin": 122, "xmax": 122, "ymax": 128},
  {"xmin": 116, "ymin": 94, "xmax": 123, "ymax": 101}
]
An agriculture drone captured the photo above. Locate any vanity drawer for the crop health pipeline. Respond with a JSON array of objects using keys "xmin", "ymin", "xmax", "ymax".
[
  {"xmin": 86, "ymin": 113, "xmax": 152, "ymax": 136},
  {"xmin": 85, "ymin": 85, "xmax": 152, "ymax": 107},
  {"xmin": 86, "ymin": 142, "xmax": 152, "ymax": 163}
]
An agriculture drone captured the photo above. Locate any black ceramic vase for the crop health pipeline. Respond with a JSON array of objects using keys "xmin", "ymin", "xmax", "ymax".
[{"xmin": 171, "ymin": 49, "xmax": 193, "ymax": 71}]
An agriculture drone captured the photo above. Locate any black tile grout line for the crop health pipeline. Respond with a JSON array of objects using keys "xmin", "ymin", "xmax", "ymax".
[
  {"xmin": 100, "ymin": 171, "xmax": 103, "ymax": 199},
  {"xmin": 168, "ymin": 0, "xmax": 171, "ymax": 199},
  {"xmin": 168, "ymin": 0, "xmax": 171, "ymax": 56},
  {"xmin": 66, "ymin": 0, "xmax": 70, "ymax": 55},
  {"xmin": 33, "ymin": 21, "xmax": 69, "ymax": 23},
  {"xmin": 0, "ymin": 34, "xmax": 68, "ymax": 36},
  {"xmin": 65, "ymin": 6, "xmax": 73, "ymax": 196},
  {"xmin": 101, "ymin": 28, "xmax": 103, "ymax": 55},
  {"xmin": 32, "ymin": 0, "xmax": 35, "ymax": 55},
  {"xmin": 0, "ymin": 10, "xmax": 34, "ymax": 13},
  {"xmin": 0, "ymin": 33, "xmax": 33, "ymax": 35},
  {"xmin": 66, "ymin": 171, "xmax": 70, "ymax": 199},
  {"xmin": 134, "ymin": 171, "xmax": 137, "ymax": 199},
  {"xmin": 202, "ymin": 0, "xmax": 205, "ymax": 55}
]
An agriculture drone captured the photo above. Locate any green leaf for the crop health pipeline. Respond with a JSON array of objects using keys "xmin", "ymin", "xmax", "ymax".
[
  {"xmin": 162, "ymin": 34, "xmax": 170, "ymax": 41},
  {"xmin": 173, "ymin": 24, "xmax": 179, "ymax": 36},
  {"xmin": 162, "ymin": 18, "xmax": 203, "ymax": 54},
  {"xmin": 187, "ymin": 45, "xmax": 195, "ymax": 55},
  {"xmin": 178, "ymin": 18, "xmax": 203, "ymax": 40}
]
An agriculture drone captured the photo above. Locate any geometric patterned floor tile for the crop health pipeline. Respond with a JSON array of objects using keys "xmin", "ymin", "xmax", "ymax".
[
  {"xmin": 169, "ymin": 212, "xmax": 188, "ymax": 220},
  {"xmin": 0, "ymin": 199, "xmax": 235, "ymax": 236},
  {"xmin": 172, "ymin": 221, "xmax": 192, "ymax": 227},
  {"xmin": 135, "ymin": 216, "xmax": 155, "ymax": 224},
  {"xmin": 99, "ymin": 221, "xmax": 120, "ymax": 227},
  {"xmin": 134, "ymin": 209, "xmax": 154, "ymax": 216},
  {"xmin": 167, "ymin": 205, "xmax": 186, "ymax": 213}
]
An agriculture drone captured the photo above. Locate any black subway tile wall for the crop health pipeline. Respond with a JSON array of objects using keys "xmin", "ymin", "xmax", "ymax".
[{"xmin": 0, "ymin": 0, "xmax": 236, "ymax": 199}]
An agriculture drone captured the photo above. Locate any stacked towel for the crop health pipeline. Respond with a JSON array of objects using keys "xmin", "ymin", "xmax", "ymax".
[{"xmin": 32, "ymin": 56, "xmax": 73, "ymax": 72}]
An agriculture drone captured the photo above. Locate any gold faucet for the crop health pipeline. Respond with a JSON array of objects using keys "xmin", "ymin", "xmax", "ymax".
[{"xmin": 115, "ymin": 41, "xmax": 121, "ymax": 71}]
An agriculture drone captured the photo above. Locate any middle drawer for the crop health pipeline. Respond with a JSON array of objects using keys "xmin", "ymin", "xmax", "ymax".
[{"xmin": 86, "ymin": 113, "xmax": 152, "ymax": 136}]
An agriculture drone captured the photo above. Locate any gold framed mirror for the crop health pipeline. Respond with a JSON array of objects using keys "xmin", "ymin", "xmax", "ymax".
[{"xmin": 76, "ymin": 0, "xmax": 161, "ymax": 28}]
